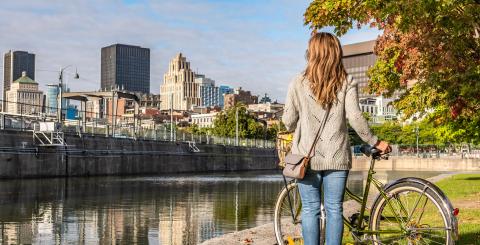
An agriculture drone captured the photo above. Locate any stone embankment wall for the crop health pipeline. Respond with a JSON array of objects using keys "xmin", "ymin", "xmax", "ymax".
[
  {"xmin": 1, "ymin": 130, "xmax": 479, "ymax": 179},
  {"xmin": 0, "ymin": 130, "xmax": 278, "ymax": 178},
  {"xmin": 352, "ymin": 156, "xmax": 480, "ymax": 171}
]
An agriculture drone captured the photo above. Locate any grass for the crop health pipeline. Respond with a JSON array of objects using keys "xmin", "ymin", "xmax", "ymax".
[
  {"xmin": 341, "ymin": 173, "xmax": 480, "ymax": 245},
  {"xmin": 435, "ymin": 174, "xmax": 480, "ymax": 245}
]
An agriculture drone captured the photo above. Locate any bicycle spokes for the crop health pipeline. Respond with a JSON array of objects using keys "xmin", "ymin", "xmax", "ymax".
[{"xmin": 372, "ymin": 187, "xmax": 451, "ymax": 245}]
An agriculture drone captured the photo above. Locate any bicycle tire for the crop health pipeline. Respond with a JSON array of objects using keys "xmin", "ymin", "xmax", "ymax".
[
  {"xmin": 369, "ymin": 180, "xmax": 455, "ymax": 245},
  {"xmin": 273, "ymin": 181, "xmax": 326, "ymax": 244},
  {"xmin": 274, "ymin": 181, "xmax": 302, "ymax": 244}
]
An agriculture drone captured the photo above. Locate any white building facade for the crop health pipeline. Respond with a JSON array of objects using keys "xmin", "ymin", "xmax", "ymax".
[
  {"xmin": 160, "ymin": 53, "xmax": 201, "ymax": 111},
  {"xmin": 359, "ymin": 96, "xmax": 397, "ymax": 123},
  {"xmin": 248, "ymin": 102, "xmax": 284, "ymax": 113},
  {"xmin": 5, "ymin": 71, "xmax": 43, "ymax": 115},
  {"xmin": 191, "ymin": 112, "xmax": 217, "ymax": 128}
]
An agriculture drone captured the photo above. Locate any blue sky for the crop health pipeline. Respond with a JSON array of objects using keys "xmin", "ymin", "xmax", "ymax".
[{"xmin": 0, "ymin": 0, "xmax": 381, "ymax": 102}]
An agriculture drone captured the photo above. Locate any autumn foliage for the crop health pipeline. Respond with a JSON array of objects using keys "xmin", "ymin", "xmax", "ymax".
[{"xmin": 304, "ymin": 0, "xmax": 480, "ymax": 143}]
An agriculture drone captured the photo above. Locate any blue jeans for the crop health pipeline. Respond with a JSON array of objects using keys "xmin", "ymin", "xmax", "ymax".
[{"xmin": 298, "ymin": 170, "xmax": 348, "ymax": 245}]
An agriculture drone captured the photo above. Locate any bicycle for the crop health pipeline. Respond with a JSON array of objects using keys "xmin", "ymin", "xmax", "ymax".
[{"xmin": 274, "ymin": 136, "xmax": 459, "ymax": 245}]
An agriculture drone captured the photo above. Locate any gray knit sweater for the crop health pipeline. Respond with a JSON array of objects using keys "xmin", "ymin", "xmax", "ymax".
[{"xmin": 282, "ymin": 74, "xmax": 378, "ymax": 171}]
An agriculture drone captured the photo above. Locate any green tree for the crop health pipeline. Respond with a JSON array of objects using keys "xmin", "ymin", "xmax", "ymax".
[
  {"xmin": 371, "ymin": 121, "xmax": 403, "ymax": 143},
  {"xmin": 186, "ymin": 123, "xmax": 200, "ymax": 134},
  {"xmin": 182, "ymin": 123, "xmax": 212, "ymax": 135},
  {"xmin": 366, "ymin": 119, "xmax": 463, "ymax": 146},
  {"xmin": 348, "ymin": 125, "xmax": 364, "ymax": 145},
  {"xmin": 266, "ymin": 121, "xmax": 287, "ymax": 139},
  {"xmin": 362, "ymin": 112, "xmax": 372, "ymax": 123},
  {"xmin": 212, "ymin": 104, "xmax": 266, "ymax": 139},
  {"xmin": 304, "ymin": 0, "xmax": 480, "ymax": 143}
]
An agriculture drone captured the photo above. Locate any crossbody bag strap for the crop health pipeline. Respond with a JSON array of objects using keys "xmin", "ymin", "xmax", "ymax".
[{"xmin": 306, "ymin": 105, "xmax": 331, "ymax": 159}]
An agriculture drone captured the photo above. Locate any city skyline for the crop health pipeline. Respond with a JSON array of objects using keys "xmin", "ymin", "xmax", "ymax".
[{"xmin": 0, "ymin": 0, "xmax": 381, "ymax": 102}]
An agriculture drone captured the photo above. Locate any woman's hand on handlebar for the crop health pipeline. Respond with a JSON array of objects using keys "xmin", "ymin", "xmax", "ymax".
[{"xmin": 375, "ymin": 140, "xmax": 391, "ymax": 154}]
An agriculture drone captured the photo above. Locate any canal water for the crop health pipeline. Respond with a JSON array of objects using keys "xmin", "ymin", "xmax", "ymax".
[{"xmin": 0, "ymin": 170, "xmax": 447, "ymax": 244}]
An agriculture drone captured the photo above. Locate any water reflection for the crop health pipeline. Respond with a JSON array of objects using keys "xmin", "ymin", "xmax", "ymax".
[{"xmin": 0, "ymin": 170, "xmax": 445, "ymax": 244}]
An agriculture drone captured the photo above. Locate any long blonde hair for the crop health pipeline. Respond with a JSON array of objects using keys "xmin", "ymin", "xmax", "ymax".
[{"xmin": 304, "ymin": 32, "xmax": 347, "ymax": 108}]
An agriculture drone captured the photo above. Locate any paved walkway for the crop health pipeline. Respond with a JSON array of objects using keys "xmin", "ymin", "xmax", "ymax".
[{"xmin": 200, "ymin": 173, "xmax": 457, "ymax": 245}]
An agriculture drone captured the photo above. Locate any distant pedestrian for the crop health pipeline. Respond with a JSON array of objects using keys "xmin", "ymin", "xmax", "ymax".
[{"xmin": 282, "ymin": 32, "xmax": 390, "ymax": 245}]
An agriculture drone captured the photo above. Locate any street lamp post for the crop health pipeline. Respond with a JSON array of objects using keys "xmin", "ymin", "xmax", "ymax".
[
  {"xmin": 415, "ymin": 125, "xmax": 419, "ymax": 157},
  {"xmin": 235, "ymin": 106, "xmax": 239, "ymax": 146},
  {"xmin": 58, "ymin": 66, "xmax": 79, "ymax": 125}
]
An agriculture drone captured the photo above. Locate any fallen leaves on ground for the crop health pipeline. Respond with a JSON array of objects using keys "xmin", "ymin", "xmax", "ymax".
[{"xmin": 243, "ymin": 238, "xmax": 253, "ymax": 244}]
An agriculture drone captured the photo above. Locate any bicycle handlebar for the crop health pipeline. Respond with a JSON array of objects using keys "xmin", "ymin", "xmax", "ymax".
[{"xmin": 360, "ymin": 144, "xmax": 389, "ymax": 160}]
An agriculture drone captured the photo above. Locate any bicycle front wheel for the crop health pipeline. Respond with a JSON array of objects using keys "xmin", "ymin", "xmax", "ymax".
[
  {"xmin": 369, "ymin": 181, "xmax": 454, "ymax": 245},
  {"xmin": 274, "ymin": 181, "xmax": 303, "ymax": 245}
]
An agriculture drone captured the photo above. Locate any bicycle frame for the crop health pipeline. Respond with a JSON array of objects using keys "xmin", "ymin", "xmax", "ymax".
[
  {"xmin": 343, "ymin": 156, "xmax": 407, "ymax": 236},
  {"xmin": 282, "ymin": 173, "xmax": 300, "ymax": 222},
  {"xmin": 279, "ymin": 155, "xmax": 410, "ymax": 237}
]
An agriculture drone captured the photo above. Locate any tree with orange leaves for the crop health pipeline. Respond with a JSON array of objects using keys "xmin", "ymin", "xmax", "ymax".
[{"xmin": 305, "ymin": 0, "xmax": 480, "ymax": 143}]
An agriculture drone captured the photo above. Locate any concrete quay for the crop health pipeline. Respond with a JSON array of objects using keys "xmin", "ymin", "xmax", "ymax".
[
  {"xmin": 2, "ymin": 128, "xmax": 479, "ymax": 179},
  {"xmin": 352, "ymin": 156, "xmax": 480, "ymax": 171},
  {"xmin": 0, "ymin": 130, "xmax": 277, "ymax": 178}
]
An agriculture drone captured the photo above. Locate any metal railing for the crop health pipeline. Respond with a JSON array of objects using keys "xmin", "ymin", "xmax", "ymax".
[
  {"xmin": 0, "ymin": 99, "xmax": 276, "ymax": 149},
  {"xmin": 33, "ymin": 131, "xmax": 65, "ymax": 146}
]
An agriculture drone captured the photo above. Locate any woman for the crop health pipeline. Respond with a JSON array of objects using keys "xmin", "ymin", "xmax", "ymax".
[{"xmin": 282, "ymin": 32, "xmax": 390, "ymax": 245}]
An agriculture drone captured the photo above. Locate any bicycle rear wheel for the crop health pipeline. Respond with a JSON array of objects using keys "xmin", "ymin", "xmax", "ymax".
[
  {"xmin": 274, "ymin": 181, "xmax": 303, "ymax": 245},
  {"xmin": 369, "ymin": 181, "xmax": 455, "ymax": 244}
]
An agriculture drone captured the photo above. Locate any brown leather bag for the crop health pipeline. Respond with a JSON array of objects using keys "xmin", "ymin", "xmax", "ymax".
[{"xmin": 282, "ymin": 106, "xmax": 330, "ymax": 179}]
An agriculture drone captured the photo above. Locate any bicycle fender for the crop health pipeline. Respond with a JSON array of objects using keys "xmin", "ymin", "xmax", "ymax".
[{"xmin": 373, "ymin": 177, "xmax": 458, "ymax": 240}]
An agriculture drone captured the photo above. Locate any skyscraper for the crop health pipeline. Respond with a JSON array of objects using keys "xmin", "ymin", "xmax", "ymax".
[
  {"xmin": 45, "ymin": 84, "xmax": 70, "ymax": 115},
  {"xmin": 195, "ymin": 74, "xmax": 219, "ymax": 107},
  {"xmin": 45, "ymin": 84, "xmax": 59, "ymax": 115},
  {"xmin": 342, "ymin": 40, "xmax": 376, "ymax": 98},
  {"xmin": 159, "ymin": 53, "xmax": 201, "ymax": 110},
  {"xmin": 101, "ymin": 44, "xmax": 150, "ymax": 94},
  {"xmin": 3, "ymin": 50, "xmax": 35, "ymax": 110}
]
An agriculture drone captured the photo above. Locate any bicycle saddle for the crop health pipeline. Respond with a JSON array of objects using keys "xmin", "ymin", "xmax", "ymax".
[{"xmin": 360, "ymin": 144, "xmax": 381, "ymax": 158}]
